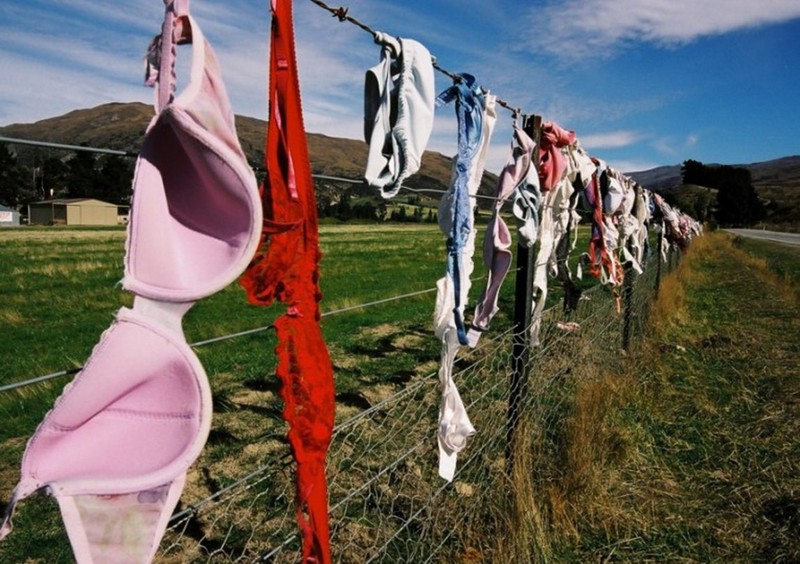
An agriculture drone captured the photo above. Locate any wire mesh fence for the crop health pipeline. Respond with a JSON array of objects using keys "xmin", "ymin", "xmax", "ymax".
[
  {"xmin": 0, "ymin": 130, "xmax": 680, "ymax": 560},
  {"xmin": 0, "ymin": 221, "xmax": 678, "ymax": 563},
  {"xmin": 145, "ymin": 249, "xmax": 674, "ymax": 563}
]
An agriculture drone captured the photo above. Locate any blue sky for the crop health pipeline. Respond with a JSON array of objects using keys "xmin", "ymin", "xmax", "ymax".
[{"xmin": 1, "ymin": 0, "xmax": 799, "ymax": 174}]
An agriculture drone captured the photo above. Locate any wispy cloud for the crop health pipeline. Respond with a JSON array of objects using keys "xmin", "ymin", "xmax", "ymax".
[
  {"xmin": 525, "ymin": 0, "xmax": 800, "ymax": 59},
  {"xmin": 0, "ymin": 51, "xmax": 149, "ymax": 126},
  {"xmin": 650, "ymin": 133, "xmax": 701, "ymax": 157},
  {"xmin": 579, "ymin": 130, "xmax": 646, "ymax": 150},
  {"xmin": 613, "ymin": 159, "xmax": 664, "ymax": 174}
]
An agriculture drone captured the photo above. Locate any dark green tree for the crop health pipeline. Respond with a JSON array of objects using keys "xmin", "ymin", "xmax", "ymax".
[
  {"xmin": 715, "ymin": 166, "xmax": 764, "ymax": 225},
  {"xmin": 42, "ymin": 157, "xmax": 69, "ymax": 199},
  {"xmin": 681, "ymin": 160, "xmax": 764, "ymax": 226},
  {"xmin": 0, "ymin": 145, "xmax": 24, "ymax": 207},
  {"xmin": 335, "ymin": 192, "xmax": 352, "ymax": 221},
  {"xmin": 65, "ymin": 149, "xmax": 98, "ymax": 198},
  {"xmin": 681, "ymin": 159, "xmax": 709, "ymax": 186},
  {"xmin": 95, "ymin": 155, "xmax": 134, "ymax": 204},
  {"xmin": 377, "ymin": 201, "xmax": 388, "ymax": 222}
]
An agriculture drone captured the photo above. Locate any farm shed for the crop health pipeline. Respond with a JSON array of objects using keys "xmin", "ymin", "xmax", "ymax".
[
  {"xmin": 28, "ymin": 198, "xmax": 119, "ymax": 226},
  {"xmin": 0, "ymin": 204, "xmax": 20, "ymax": 226}
]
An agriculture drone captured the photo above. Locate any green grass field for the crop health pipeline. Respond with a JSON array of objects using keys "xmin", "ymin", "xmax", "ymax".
[
  {"xmin": 0, "ymin": 224, "xmax": 492, "ymax": 433},
  {"xmin": 3, "ymin": 224, "xmax": 796, "ymax": 562}
]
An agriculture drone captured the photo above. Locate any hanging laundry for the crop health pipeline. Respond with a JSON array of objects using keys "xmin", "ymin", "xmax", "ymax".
[
  {"xmin": 580, "ymin": 159, "xmax": 624, "ymax": 290},
  {"xmin": 364, "ymin": 32, "xmax": 436, "ymax": 198},
  {"xmin": 433, "ymin": 75, "xmax": 496, "ymax": 481},
  {"xmin": 651, "ymin": 193, "xmax": 700, "ymax": 251},
  {"xmin": 525, "ymin": 119, "xmax": 578, "ymax": 345},
  {"xmin": 0, "ymin": 1, "xmax": 262, "ymax": 562},
  {"xmin": 538, "ymin": 121, "xmax": 576, "ymax": 192},
  {"xmin": 468, "ymin": 124, "xmax": 536, "ymax": 346},
  {"xmin": 511, "ymin": 118, "xmax": 542, "ymax": 248},
  {"xmin": 619, "ymin": 182, "xmax": 648, "ymax": 273},
  {"xmin": 559, "ymin": 143, "xmax": 593, "ymax": 264},
  {"xmin": 239, "ymin": 0, "xmax": 335, "ymax": 562},
  {"xmin": 530, "ymin": 142, "xmax": 585, "ymax": 346},
  {"xmin": 566, "ymin": 142, "xmax": 596, "ymax": 192},
  {"xmin": 436, "ymin": 74, "xmax": 488, "ymax": 345}
]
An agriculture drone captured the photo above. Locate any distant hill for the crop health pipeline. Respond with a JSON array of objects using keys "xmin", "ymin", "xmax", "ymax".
[
  {"xmin": 627, "ymin": 164, "xmax": 683, "ymax": 191},
  {"xmin": 3, "ymin": 104, "xmax": 798, "ymax": 226},
  {"xmin": 628, "ymin": 156, "xmax": 800, "ymax": 192},
  {"xmin": 629, "ymin": 156, "xmax": 800, "ymax": 228},
  {"xmin": 0, "ymin": 102, "xmax": 497, "ymax": 208}
]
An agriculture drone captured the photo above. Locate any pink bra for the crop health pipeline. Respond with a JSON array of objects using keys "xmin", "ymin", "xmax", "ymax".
[{"xmin": 0, "ymin": 1, "xmax": 261, "ymax": 562}]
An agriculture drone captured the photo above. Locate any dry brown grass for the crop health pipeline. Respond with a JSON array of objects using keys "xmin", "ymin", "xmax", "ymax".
[{"xmin": 482, "ymin": 230, "xmax": 800, "ymax": 561}]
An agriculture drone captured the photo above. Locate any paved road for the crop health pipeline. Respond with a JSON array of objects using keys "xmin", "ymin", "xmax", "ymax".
[{"xmin": 725, "ymin": 229, "xmax": 800, "ymax": 247}]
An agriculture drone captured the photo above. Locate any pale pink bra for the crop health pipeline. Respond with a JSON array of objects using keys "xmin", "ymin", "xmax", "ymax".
[{"xmin": 0, "ymin": 1, "xmax": 260, "ymax": 562}]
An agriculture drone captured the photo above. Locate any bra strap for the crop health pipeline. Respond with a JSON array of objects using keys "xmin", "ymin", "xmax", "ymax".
[{"xmin": 145, "ymin": 0, "xmax": 193, "ymax": 113}]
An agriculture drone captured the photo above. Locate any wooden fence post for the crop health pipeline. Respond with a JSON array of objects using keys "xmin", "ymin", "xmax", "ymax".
[
  {"xmin": 506, "ymin": 114, "xmax": 540, "ymax": 475},
  {"xmin": 622, "ymin": 252, "xmax": 635, "ymax": 351},
  {"xmin": 654, "ymin": 227, "xmax": 664, "ymax": 297}
]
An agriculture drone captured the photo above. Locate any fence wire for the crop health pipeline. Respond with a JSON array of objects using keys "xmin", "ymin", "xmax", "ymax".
[{"xmin": 147, "ymin": 250, "xmax": 674, "ymax": 563}]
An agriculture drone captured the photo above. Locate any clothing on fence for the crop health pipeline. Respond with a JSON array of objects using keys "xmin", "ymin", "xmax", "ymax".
[
  {"xmin": 364, "ymin": 32, "xmax": 436, "ymax": 198},
  {"xmin": 619, "ymin": 182, "xmax": 647, "ymax": 273},
  {"xmin": 238, "ymin": 0, "xmax": 335, "ymax": 561},
  {"xmin": 436, "ymin": 73, "xmax": 487, "ymax": 346},
  {"xmin": 433, "ymin": 78, "xmax": 496, "ymax": 481},
  {"xmin": 530, "ymin": 146, "xmax": 582, "ymax": 345},
  {"xmin": 581, "ymin": 159, "xmax": 625, "ymax": 289},
  {"xmin": 651, "ymin": 192, "xmax": 702, "ymax": 251},
  {"xmin": 1, "ymin": 2, "xmax": 262, "ymax": 562},
  {"xmin": 468, "ymin": 123, "xmax": 536, "ymax": 346},
  {"xmin": 537, "ymin": 121, "xmax": 576, "ymax": 192},
  {"xmin": 0, "ymin": 2, "xmax": 710, "ymax": 555}
]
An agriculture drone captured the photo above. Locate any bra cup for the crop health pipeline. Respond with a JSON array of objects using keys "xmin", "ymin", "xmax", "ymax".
[
  {"xmin": 124, "ymin": 15, "xmax": 261, "ymax": 302},
  {"xmin": 125, "ymin": 113, "xmax": 259, "ymax": 301},
  {"xmin": 19, "ymin": 308, "xmax": 211, "ymax": 495}
]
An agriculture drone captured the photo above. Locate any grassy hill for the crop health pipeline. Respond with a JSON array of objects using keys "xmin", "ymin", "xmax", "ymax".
[
  {"xmin": 0, "ymin": 102, "xmax": 498, "ymax": 211},
  {"xmin": 629, "ymin": 157, "xmax": 800, "ymax": 229}
]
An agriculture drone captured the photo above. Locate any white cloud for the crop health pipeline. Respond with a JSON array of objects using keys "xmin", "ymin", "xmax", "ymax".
[
  {"xmin": 0, "ymin": 48, "xmax": 153, "ymax": 126},
  {"xmin": 527, "ymin": 0, "xmax": 800, "ymax": 59},
  {"xmin": 650, "ymin": 133, "xmax": 701, "ymax": 156},
  {"xmin": 579, "ymin": 130, "xmax": 646, "ymax": 150},
  {"xmin": 613, "ymin": 159, "xmax": 664, "ymax": 174}
]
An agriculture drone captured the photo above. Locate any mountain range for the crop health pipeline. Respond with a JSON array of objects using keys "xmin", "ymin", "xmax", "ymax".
[
  {"xmin": 0, "ymin": 102, "xmax": 491, "ymax": 205},
  {"xmin": 1, "ymin": 102, "xmax": 798, "ymax": 225},
  {"xmin": 628, "ymin": 156, "xmax": 800, "ymax": 227}
]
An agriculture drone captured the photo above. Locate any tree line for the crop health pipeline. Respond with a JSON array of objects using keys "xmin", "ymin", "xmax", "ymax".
[
  {"xmin": 2, "ymin": 144, "xmax": 765, "ymax": 228},
  {"xmin": 681, "ymin": 159, "xmax": 764, "ymax": 226},
  {"xmin": 0, "ymin": 144, "xmax": 134, "ymax": 208},
  {"xmin": 316, "ymin": 191, "xmax": 439, "ymax": 223},
  {"xmin": 0, "ymin": 145, "xmax": 440, "ymax": 224}
]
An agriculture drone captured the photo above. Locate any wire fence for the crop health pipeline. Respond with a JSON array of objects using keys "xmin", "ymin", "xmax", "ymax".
[
  {"xmin": 0, "ymin": 134, "xmax": 680, "ymax": 563},
  {"xmin": 0, "ymin": 233, "xmax": 677, "ymax": 562},
  {"xmin": 147, "ymin": 249, "xmax": 670, "ymax": 562}
]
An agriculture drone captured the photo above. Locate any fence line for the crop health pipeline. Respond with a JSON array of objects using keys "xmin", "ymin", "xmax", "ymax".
[
  {"xmin": 154, "ymin": 250, "xmax": 671, "ymax": 562},
  {"xmin": 0, "ymin": 227, "xmax": 678, "ymax": 561},
  {"xmin": 5, "ymin": 252, "xmax": 596, "ymax": 394},
  {"xmin": 0, "ymin": 130, "xmax": 686, "ymax": 560},
  {"xmin": 167, "ymin": 322, "xmax": 516, "ymax": 535},
  {"xmin": 2, "ymin": 135, "xmax": 590, "ymax": 211}
]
